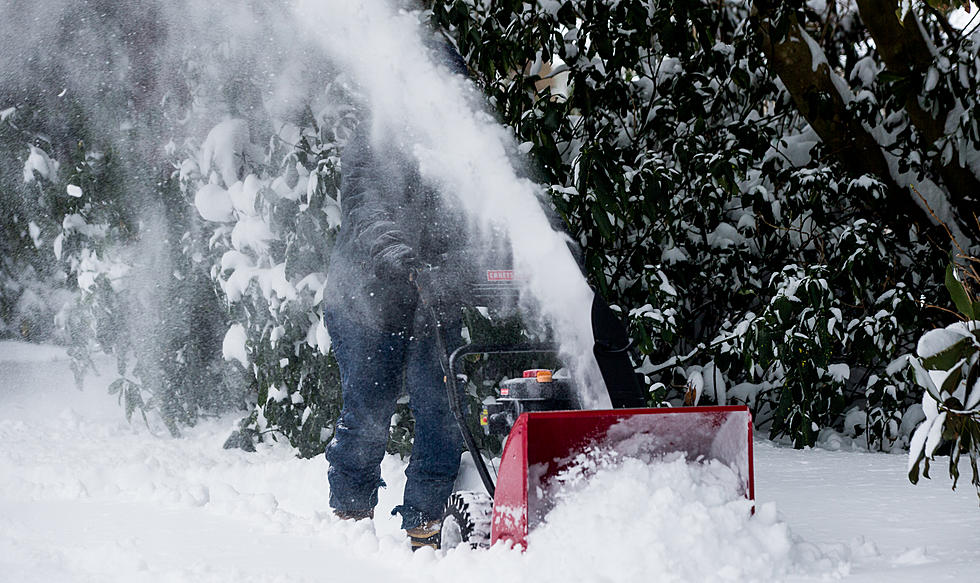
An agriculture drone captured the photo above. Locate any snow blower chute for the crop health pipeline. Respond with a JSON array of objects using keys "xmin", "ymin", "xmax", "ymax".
[{"xmin": 414, "ymin": 264, "xmax": 754, "ymax": 550}]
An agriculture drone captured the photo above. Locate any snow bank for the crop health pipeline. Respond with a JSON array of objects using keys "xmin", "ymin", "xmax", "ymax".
[
  {"xmin": 5, "ymin": 349, "xmax": 980, "ymax": 582},
  {"xmin": 432, "ymin": 447, "xmax": 845, "ymax": 583},
  {"xmin": 527, "ymin": 454, "xmax": 803, "ymax": 582}
]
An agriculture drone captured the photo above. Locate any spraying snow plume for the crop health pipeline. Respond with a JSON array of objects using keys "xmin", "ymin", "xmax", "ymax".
[
  {"xmin": 0, "ymin": 0, "xmax": 610, "ymax": 412},
  {"xmin": 295, "ymin": 0, "xmax": 609, "ymax": 406}
]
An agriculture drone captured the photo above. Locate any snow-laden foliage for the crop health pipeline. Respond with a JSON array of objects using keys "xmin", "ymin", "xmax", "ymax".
[
  {"xmin": 0, "ymin": 110, "xmax": 72, "ymax": 342},
  {"xmin": 182, "ymin": 76, "xmax": 357, "ymax": 456},
  {"xmin": 0, "ymin": 94, "xmax": 241, "ymax": 435},
  {"xmin": 0, "ymin": 1, "xmax": 266, "ymax": 434},
  {"xmin": 908, "ymin": 261, "xmax": 980, "ymax": 500}
]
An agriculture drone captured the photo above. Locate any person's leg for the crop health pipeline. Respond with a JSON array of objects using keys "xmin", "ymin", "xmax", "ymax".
[
  {"xmin": 397, "ymin": 318, "xmax": 466, "ymax": 530},
  {"xmin": 325, "ymin": 309, "xmax": 409, "ymax": 516}
]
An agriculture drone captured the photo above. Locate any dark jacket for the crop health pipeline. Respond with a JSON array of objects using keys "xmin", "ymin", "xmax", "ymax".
[{"xmin": 324, "ymin": 125, "xmax": 467, "ymax": 332}]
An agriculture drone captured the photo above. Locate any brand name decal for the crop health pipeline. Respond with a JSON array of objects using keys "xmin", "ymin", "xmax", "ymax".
[{"xmin": 487, "ymin": 270, "xmax": 515, "ymax": 282}]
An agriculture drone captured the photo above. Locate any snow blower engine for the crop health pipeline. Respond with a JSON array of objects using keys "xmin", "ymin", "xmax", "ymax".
[{"xmin": 480, "ymin": 368, "xmax": 576, "ymax": 441}]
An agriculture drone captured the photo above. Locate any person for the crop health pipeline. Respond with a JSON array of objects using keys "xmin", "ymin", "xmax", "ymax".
[{"xmin": 322, "ymin": 41, "xmax": 470, "ymax": 550}]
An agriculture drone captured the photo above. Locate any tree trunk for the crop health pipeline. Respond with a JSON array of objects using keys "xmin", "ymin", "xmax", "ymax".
[
  {"xmin": 755, "ymin": 6, "xmax": 929, "ymax": 234},
  {"xmin": 855, "ymin": 0, "xmax": 980, "ymax": 238}
]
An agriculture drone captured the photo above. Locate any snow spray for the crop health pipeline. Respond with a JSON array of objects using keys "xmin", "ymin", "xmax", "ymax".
[
  {"xmin": 294, "ymin": 0, "xmax": 610, "ymax": 407},
  {"xmin": 0, "ymin": 0, "xmax": 333, "ymax": 410},
  {"xmin": 1, "ymin": 0, "xmax": 610, "ymax": 407}
]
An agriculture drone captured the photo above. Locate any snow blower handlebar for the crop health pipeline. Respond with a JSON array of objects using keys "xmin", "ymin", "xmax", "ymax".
[
  {"xmin": 444, "ymin": 343, "xmax": 558, "ymax": 497},
  {"xmin": 410, "ymin": 262, "xmax": 652, "ymax": 497},
  {"xmin": 412, "ymin": 265, "xmax": 555, "ymax": 497}
]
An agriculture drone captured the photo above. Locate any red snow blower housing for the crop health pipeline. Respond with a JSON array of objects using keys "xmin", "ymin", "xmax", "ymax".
[{"xmin": 413, "ymin": 262, "xmax": 754, "ymax": 550}]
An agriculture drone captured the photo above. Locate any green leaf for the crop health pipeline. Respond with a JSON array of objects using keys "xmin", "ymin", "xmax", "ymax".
[
  {"xmin": 920, "ymin": 337, "xmax": 974, "ymax": 372},
  {"xmin": 731, "ymin": 67, "xmax": 750, "ymax": 89},
  {"xmin": 877, "ymin": 71, "xmax": 905, "ymax": 84},
  {"xmin": 909, "ymin": 449, "xmax": 926, "ymax": 484},
  {"xmin": 969, "ymin": 425, "xmax": 980, "ymax": 492},
  {"xmin": 950, "ymin": 437, "xmax": 962, "ymax": 490},
  {"xmin": 941, "ymin": 365, "xmax": 965, "ymax": 397},
  {"xmin": 946, "ymin": 264, "xmax": 975, "ymax": 320},
  {"xmin": 125, "ymin": 391, "xmax": 136, "ymax": 422},
  {"xmin": 107, "ymin": 378, "xmax": 124, "ymax": 395},
  {"xmin": 965, "ymin": 364, "xmax": 980, "ymax": 409},
  {"xmin": 910, "ymin": 356, "xmax": 943, "ymax": 401},
  {"xmin": 590, "ymin": 204, "xmax": 615, "ymax": 241}
]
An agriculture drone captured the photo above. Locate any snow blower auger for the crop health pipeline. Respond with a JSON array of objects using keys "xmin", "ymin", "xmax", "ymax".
[{"xmin": 413, "ymin": 264, "xmax": 754, "ymax": 551}]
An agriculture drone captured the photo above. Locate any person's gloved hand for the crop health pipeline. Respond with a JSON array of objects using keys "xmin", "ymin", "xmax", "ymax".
[
  {"xmin": 372, "ymin": 230, "xmax": 417, "ymax": 281},
  {"xmin": 412, "ymin": 264, "xmax": 464, "ymax": 320}
]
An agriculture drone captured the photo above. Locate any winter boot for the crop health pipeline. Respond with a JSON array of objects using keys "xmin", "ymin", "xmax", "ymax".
[
  {"xmin": 334, "ymin": 508, "xmax": 374, "ymax": 521},
  {"xmin": 406, "ymin": 519, "xmax": 441, "ymax": 551}
]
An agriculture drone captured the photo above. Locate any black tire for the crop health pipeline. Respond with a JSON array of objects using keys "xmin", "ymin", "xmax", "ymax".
[{"xmin": 439, "ymin": 491, "xmax": 493, "ymax": 550}]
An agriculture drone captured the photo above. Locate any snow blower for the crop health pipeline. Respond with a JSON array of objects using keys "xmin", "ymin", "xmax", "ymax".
[{"xmin": 413, "ymin": 262, "xmax": 754, "ymax": 550}]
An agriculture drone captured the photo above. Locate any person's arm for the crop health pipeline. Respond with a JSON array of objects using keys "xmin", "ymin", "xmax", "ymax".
[{"xmin": 341, "ymin": 135, "xmax": 417, "ymax": 279}]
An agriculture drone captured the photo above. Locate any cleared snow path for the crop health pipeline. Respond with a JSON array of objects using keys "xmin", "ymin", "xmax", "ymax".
[{"xmin": 1, "ymin": 341, "xmax": 978, "ymax": 582}]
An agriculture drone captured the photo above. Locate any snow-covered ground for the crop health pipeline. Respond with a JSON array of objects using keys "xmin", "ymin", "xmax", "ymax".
[{"xmin": 1, "ymin": 341, "xmax": 978, "ymax": 582}]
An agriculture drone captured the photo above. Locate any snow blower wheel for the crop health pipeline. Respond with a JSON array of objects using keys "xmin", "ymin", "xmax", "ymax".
[{"xmin": 439, "ymin": 491, "xmax": 492, "ymax": 550}]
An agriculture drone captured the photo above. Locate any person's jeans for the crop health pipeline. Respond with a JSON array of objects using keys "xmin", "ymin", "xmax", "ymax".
[{"xmin": 324, "ymin": 306, "xmax": 464, "ymax": 529}]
